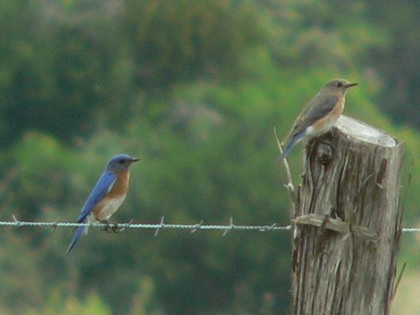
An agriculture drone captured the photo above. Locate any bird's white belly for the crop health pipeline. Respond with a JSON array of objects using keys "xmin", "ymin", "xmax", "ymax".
[
  {"xmin": 306, "ymin": 119, "xmax": 335, "ymax": 136},
  {"xmin": 93, "ymin": 195, "xmax": 126, "ymax": 221}
]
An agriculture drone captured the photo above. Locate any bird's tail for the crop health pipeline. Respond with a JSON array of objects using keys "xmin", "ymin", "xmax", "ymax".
[
  {"xmin": 65, "ymin": 220, "xmax": 87, "ymax": 256},
  {"xmin": 278, "ymin": 131, "xmax": 305, "ymax": 162}
]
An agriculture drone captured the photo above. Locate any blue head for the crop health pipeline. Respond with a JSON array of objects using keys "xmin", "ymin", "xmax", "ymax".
[{"xmin": 106, "ymin": 154, "xmax": 139, "ymax": 172}]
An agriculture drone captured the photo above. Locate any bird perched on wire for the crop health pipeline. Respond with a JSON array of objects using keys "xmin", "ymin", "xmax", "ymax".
[
  {"xmin": 66, "ymin": 154, "xmax": 139, "ymax": 255},
  {"xmin": 278, "ymin": 79, "xmax": 357, "ymax": 162}
]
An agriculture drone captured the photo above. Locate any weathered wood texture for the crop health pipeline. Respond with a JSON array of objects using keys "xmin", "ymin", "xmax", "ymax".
[{"xmin": 291, "ymin": 115, "xmax": 404, "ymax": 315}]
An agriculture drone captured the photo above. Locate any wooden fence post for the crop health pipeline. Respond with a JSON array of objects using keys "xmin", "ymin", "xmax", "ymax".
[{"xmin": 290, "ymin": 115, "xmax": 405, "ymax": 315}]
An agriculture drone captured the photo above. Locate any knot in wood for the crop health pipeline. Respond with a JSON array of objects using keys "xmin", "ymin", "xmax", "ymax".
[{"xmin": 316, "ymin": 142, "xmax": 333, "ymax": 165}]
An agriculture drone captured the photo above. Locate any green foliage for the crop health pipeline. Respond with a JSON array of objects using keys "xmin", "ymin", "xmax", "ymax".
[
  {"xmin": 365, "ymin": 1, "xmax": 420, "ymax": 129},
  {"xmin": 1, "ymin": 132, "xmax": 76, "ymax": 222},
  {"xmin": 0, "ymin": 232, "xmax": 44, "ymax": 313},
  {"xmin": 0, "ymin": 0, "xmax": 135, "ymax": 146},
  {"xmin": 123, "ymin": 0, "xmax": 266, "ymax": 86},
  {"xmin": 41, "ymin": 291, "xmax": 111, "ymax": 315},
  {"xmin": 256, "ymin": 1, "xmax": 388, "ymax": 70}
]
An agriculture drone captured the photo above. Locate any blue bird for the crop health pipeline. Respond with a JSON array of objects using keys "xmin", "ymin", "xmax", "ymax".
[
  {"xmin": 66, "ymin": 154, "xmax": 139, "ymax": 255},
  {"xmin": 278, "ymin": 79, "xmax": 357, "ymax": 162}
]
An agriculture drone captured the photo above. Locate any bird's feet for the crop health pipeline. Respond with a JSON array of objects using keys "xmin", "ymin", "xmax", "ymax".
[
  {"xmin": 100, "ymin": 219, "xmax": 133, "ymax": 233},
  {"xmin": 100, "ymin": 220, "xmax": 120, "ymax": 233}
]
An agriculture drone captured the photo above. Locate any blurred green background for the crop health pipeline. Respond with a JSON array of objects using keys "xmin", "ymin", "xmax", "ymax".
[{"xmin": 0, "ymin": 0, "xmax": 419, "ymax": 314}]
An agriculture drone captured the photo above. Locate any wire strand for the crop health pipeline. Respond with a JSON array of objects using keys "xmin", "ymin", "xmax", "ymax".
[
  {"xmin": 3, "ymin": 216, "xmax": 291, "ymax": 236},
  {"xmin": 2, "ymin": 215, "xmax": 418, "ymax": 234}
]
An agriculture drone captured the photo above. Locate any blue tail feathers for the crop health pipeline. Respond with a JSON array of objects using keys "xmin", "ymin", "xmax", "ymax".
[
  {"xmin": 278, "ymin": 131, "xmax": 305, "ymax": 162},
  {"xmin": 65, "ymin": 224, "xmax": 86, "ymax": 256}
]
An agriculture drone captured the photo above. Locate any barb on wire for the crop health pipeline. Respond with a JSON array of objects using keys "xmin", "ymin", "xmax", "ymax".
[
  {"xmin": 12, "ymin": 214, "xmax": 23, "ymax": 227},
  {"xmin": 154, "ymin": 216, "xmax": 165, "ymax": 237},
  {"xmin": 116, "ymin": 219, "xmax": 134, "ymax": 233},
  {"xmin": 190, "ymin": 220, "xmax": 204, "ymax": 233},
  {"xmin": 259, "ymin": 223, "xmax": 278, "ymax": 232},
  {"xmin": 50, "ymin": 217, "xmax": 60, "ymax": 233},
  {"xmin": 223, "ymin": 217, "xmax": 235, "ymax": 236}
]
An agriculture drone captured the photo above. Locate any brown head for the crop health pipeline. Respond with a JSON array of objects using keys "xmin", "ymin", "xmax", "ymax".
[{"xmin": 322, "ymin": 79, "xmax": 358, "ymax": 96}]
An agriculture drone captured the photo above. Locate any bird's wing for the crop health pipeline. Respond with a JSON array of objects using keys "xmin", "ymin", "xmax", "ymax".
[
  {"xmin": 292, "ymin": 95, "xmax": 339, "ymax": 136},
  {"xmin": 76, "ymin": 170, "xmax": 117, "ymax": 223}
]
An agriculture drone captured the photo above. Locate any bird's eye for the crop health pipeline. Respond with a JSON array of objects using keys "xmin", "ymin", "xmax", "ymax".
[
  {"xmin": 336, "ymin": 82, "xmax": 344, "ymax": 87},
  {"xmin": 119, "ymin": 159, "xmax": 125, "ymax": 164}
]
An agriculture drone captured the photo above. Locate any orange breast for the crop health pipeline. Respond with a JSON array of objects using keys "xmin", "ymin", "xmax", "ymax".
[{"xmin": 92, "ymin": 171, "xmax": 131, "ymax": 221}]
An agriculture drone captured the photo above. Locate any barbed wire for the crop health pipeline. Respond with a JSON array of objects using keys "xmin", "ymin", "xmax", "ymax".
[
  {"xmin": 3, "ymin": 215, "xmax": 291, "ymax": 236},
  {"xmin": 1, "ymin": 215, "xmax": 419, "ymax": 236},
  {"xmin": 401, "ymin": 227, "xmax": 420, "ymax": 233}
]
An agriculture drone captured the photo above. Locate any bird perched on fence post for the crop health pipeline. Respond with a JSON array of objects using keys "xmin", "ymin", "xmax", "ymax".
[
  {"xmin": 66, "ymin": 154, "xmax": 139, "ymax": 255},
  {"xmin": 278, "ymin": 79, "xmax": 357, "ymax": 162}
]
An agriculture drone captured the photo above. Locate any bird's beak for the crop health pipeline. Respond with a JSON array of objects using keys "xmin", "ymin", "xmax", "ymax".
[
  {"xmin": 345, "ymin": 82, "xmax": 358, "ymax": 88},
  {"xmin": 131, "ymin": 158, "xmax": 140, "ymax": 163}
]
